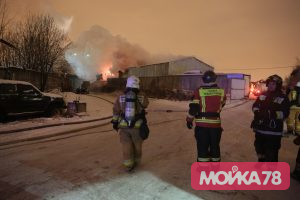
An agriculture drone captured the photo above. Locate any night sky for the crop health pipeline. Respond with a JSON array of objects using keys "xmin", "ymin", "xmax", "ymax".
[{"xmin": 6, "ymin": 0, "xmax": 300, "ymax": 81}]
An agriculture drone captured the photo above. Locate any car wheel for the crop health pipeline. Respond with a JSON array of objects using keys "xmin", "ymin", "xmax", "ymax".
[{"xmin": 46, "ymin": 106, "xmax": 61, "ymax": 117}]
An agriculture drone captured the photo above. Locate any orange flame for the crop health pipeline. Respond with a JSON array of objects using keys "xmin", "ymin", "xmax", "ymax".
[{"xmin": 98, "ymin": 63, "xmax": 115, "ymax": 80}]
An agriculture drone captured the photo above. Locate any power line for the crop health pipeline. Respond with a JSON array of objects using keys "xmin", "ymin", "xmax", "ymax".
[{"xmin": 218, "ymin": 66, "xmax": 294, "ymax": 71}]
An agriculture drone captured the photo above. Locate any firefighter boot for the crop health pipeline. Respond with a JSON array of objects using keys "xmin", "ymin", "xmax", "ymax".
[{"xmin": 121, "ymin": 138, "xmax": 135, "ymax": 171}]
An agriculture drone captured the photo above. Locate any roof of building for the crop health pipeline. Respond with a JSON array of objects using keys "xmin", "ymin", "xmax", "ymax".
[
  {"xmin": 170, "ymin": 56, "xmax": 214, "ymax": 69},
  {"xmin": 128, "ymin": 56, "xmax": 214, "ymax": 70},
  {"xmin": 0, "ymin": 79, "xmax": 33, "ymax": 85}
]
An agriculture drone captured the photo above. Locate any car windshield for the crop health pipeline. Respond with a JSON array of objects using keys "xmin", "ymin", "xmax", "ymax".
[
  {"xmin": 0, "ymin": 84, "xmax": 17, "ymax": 94},
  {"xmin": 18, "ymin": 84, "xmax": 40, "ymax": 95}
]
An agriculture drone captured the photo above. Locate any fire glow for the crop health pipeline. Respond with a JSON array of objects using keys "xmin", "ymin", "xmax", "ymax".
[{"xmin": 99, "ymin": 63, "xmax": 115, "ymax": 80}]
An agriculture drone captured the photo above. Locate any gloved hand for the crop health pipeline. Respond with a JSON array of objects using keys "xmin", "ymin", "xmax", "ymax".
[
  {"xmin": 111, "ymin": 121, "xmax": 119, "ymax": 132},
  {"xmin": 186, "ymin": 121, "xmax": 193, "ymax": 129}
]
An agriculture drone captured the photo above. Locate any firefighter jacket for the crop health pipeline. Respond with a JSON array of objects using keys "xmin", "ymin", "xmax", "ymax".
[
  {"xmin": 186, "ymin": 84, "xmax": 226, "ymax": 128},
  {"xmin": 288, "ymin": 87, "xmax": 300, "ymax": 107},
  {"xmin": 252, "ymin": 90, "xmax": 290, "ymax": 135},
  {"xmin": 112, "ymin": 92, "xmax": 149, "ymax": 129}
]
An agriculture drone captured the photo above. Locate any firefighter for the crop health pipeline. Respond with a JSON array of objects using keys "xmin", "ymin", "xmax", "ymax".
[
  {"xmin": 287, "ymin": 81, "xmax": 300, "ymax": 181},
  {"xmin": 251, "ymin": 75, "xmax": 290, "ymax": 162},
  {"xmin": 186, "ymin": 70, "xmax": 226, "ymax": 162},
  {"xmin": 287, "ymin": 81, "xmax": 300, "ymax": 134},
  {"xmin": 111, "ymin": 76, "xmax": 149, "ymax": 171}
]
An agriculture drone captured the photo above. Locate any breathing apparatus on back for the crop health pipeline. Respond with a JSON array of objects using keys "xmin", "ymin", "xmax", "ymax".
[{"xmin": 124, "ymin": 76, "xmax": 140, "ymax": 128}]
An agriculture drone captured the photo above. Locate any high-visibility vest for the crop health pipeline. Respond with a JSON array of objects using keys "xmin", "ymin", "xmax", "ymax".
[{"xmin": 187, "ymin": 87, "xmax": 225, "ymax": 128}]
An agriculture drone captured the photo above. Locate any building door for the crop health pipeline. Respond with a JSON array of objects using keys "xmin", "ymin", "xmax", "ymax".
[{"xmin": 230, "ymin": 79, "xmax": 245, "ymax": 100}]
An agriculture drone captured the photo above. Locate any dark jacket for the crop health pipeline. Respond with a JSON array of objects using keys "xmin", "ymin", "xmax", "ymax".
[{"xmin": 251, "ymin": 90, "xmax": 290, "ymax": 135}]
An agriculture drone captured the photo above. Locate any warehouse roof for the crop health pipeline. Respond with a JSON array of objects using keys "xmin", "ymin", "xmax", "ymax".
[{"xmin": 128, "ymin": 56, "xmax": 214, "ymax": 69}]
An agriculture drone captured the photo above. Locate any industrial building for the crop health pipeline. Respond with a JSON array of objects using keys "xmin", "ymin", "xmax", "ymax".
[
  {"xmin": 110, "ymin": 57, "xmax": 250, "ymax": 100},
  {"xmin": 135, "ymin": 73, "xmax": 250, "ymax": 100},
  {"xmin": 127, "ymin": 57, "xmax": 213, "ymax": 77}
]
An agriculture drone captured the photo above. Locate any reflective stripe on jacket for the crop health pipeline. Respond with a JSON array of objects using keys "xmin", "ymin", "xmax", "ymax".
[
  {"xmin": 252, "ymin": 90, "xmax": 290, "ymax": 135},
  {"xmin": 112, "ymin": 93, "xmax": 149, "ymax": 129},
  {"xmin": 187, "ymin": 84, "xmax": 226, "ymax": 128}
]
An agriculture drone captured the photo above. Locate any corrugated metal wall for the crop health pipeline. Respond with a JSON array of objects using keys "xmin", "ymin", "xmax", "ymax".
[
  {"xmin": 244, "ymin": 75, "xmax": 251, "ymax": 96},
  {"xmin": 139, "ymin": 75, "xmax": 230, "ymax": 93},
  {"xmin": 0, "ymin": 67, "xmax": 82, "ymax": 91},
  {"xmin": 128, "ymin": 62, "xmax": 169, "ymax": 77},
  {"xmin": 108, "ymin": 75, "xmax": 231, "ymax": 94},
  {"xmin": 127, "ymin": 57, "xmax": 213, "ymax": 77},
  {"xmin": 168, "ymin": 57, "xmax": 213, "ymax": 75}
]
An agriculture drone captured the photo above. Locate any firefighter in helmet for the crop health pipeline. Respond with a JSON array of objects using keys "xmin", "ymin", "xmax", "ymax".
[
  {"xmin": 287, "ymin": 81, "xmax": 300, "ymax": 134},
  {"xmin": 186, "ymin": 70, "xmax": 226, "ymax": 162},
  {"xmin": 286, "ymin": 80, "xmax": 300, "ymax": 181},
  {"xmin": 111, "ymin": 76, "xmax": 149, "ymax": 171},
  {"xmin": 251, "ymin": 74, "xmax": 290, "ymax": 162}
]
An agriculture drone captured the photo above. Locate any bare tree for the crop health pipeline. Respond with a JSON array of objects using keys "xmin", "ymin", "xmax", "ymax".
[
  {"xmin": 0, "ymin": 0, "xmax": 8, "ymax": 37},
  {"xmin": 0, "ymin": 29, "xmax": 19, "ymax": 79},
  {"xmin": 53, "ymin": 56, "xmax": 73, "ymax": 75},
  {"xmin": 16, "ymin": 14, "xmax": 69, "ymax": 91},
  {"xmin": 0, "ymin": 0, "xmax": 18, "ymax": 79}
]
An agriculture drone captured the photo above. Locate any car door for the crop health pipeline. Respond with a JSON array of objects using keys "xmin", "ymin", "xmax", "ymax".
[
  {"xmin": 17, "ymin": 84, "xmax": 45, "ymax": 113},
  {"xmin": 0, "ymin": 83, "xmax": 18, "ymax": 114}
]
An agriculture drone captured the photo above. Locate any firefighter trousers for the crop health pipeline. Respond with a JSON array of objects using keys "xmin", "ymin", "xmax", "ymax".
[
  {"xmin": 254, "ymin": 132, "xmax": 281, "ymax": 162},
  {"xmin": 194, "ymin": 126, "xmax": 222, "ymax": 162},
  {"xmin": 287, "ymin": 106, "xmax": 300, "ymax": 133},
  {"xmin": 119, "ymin": 128, "xmax": 143, "ymax": 168}
]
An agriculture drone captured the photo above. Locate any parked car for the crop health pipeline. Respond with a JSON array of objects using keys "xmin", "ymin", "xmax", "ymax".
[
  {"xmin": 75, "ymin": 87, "xmax": 89, "ymax": 94},
  {"xmin": 0, "ymin": 79, "xmax": 66, "ymax": 121}
]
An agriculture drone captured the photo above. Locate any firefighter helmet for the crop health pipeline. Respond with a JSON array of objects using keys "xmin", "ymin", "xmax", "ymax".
[
  {"xmin": 126, "ymin": 75, "xmax": 140, "ymax": 89},
  {"xmin": 202, "ymin": 70, "xmax": 217, "ymax": 83},
  {"xmin": 266, "ymin": 74, "xmax": 282, "ymax": 88}
]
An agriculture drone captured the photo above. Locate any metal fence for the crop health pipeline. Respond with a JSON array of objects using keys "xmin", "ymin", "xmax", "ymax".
[
  {"xmin": 108, "ymin": 75, "xmax": 231, "ymax": 94},
  {"xmin": 0, "ymin": 67, "xmax": 82, "ymax": 91}
]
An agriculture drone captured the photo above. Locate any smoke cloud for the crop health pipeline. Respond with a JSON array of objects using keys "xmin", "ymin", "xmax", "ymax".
[
  {"xmin": 6, "ymin": 0, "xmax": 73, "ymax": 33},
  {"xmin": 48, "ymin": 10, "xmax": 73, "ymax": 33},
  {"xmin": 6, "ymin": 1, "xmax": 183, "ymax": 81},
  {"xmin": 65, "ymin": 25, "xmax": 182, "ymax": 81}
]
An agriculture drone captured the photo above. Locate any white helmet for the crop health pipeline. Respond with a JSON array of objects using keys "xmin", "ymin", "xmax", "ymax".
[{"xmin": 126, "ymin": 75, "xmax": 140, "ymax": 89}]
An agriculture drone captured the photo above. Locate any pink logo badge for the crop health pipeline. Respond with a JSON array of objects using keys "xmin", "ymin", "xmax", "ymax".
[{"xmin": 191, "ymin": 162, "xmax": 290, "ymax": 190}]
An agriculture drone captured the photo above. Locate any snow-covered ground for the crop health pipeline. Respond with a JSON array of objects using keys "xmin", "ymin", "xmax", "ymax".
[
  {"xmin": 63, "ymin": 92, "xmax": 113, "ymax": 117},
  {"xmin": 0, "ymin": 97, "xmax": 299, "ymax": 200},
  {"xmin": 0, "ymin": 91, "xmax": 245, "ymax": 134},
  {"xmin": 0, "ymin": 93, "xmax": 248, "ymax": 146}
]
